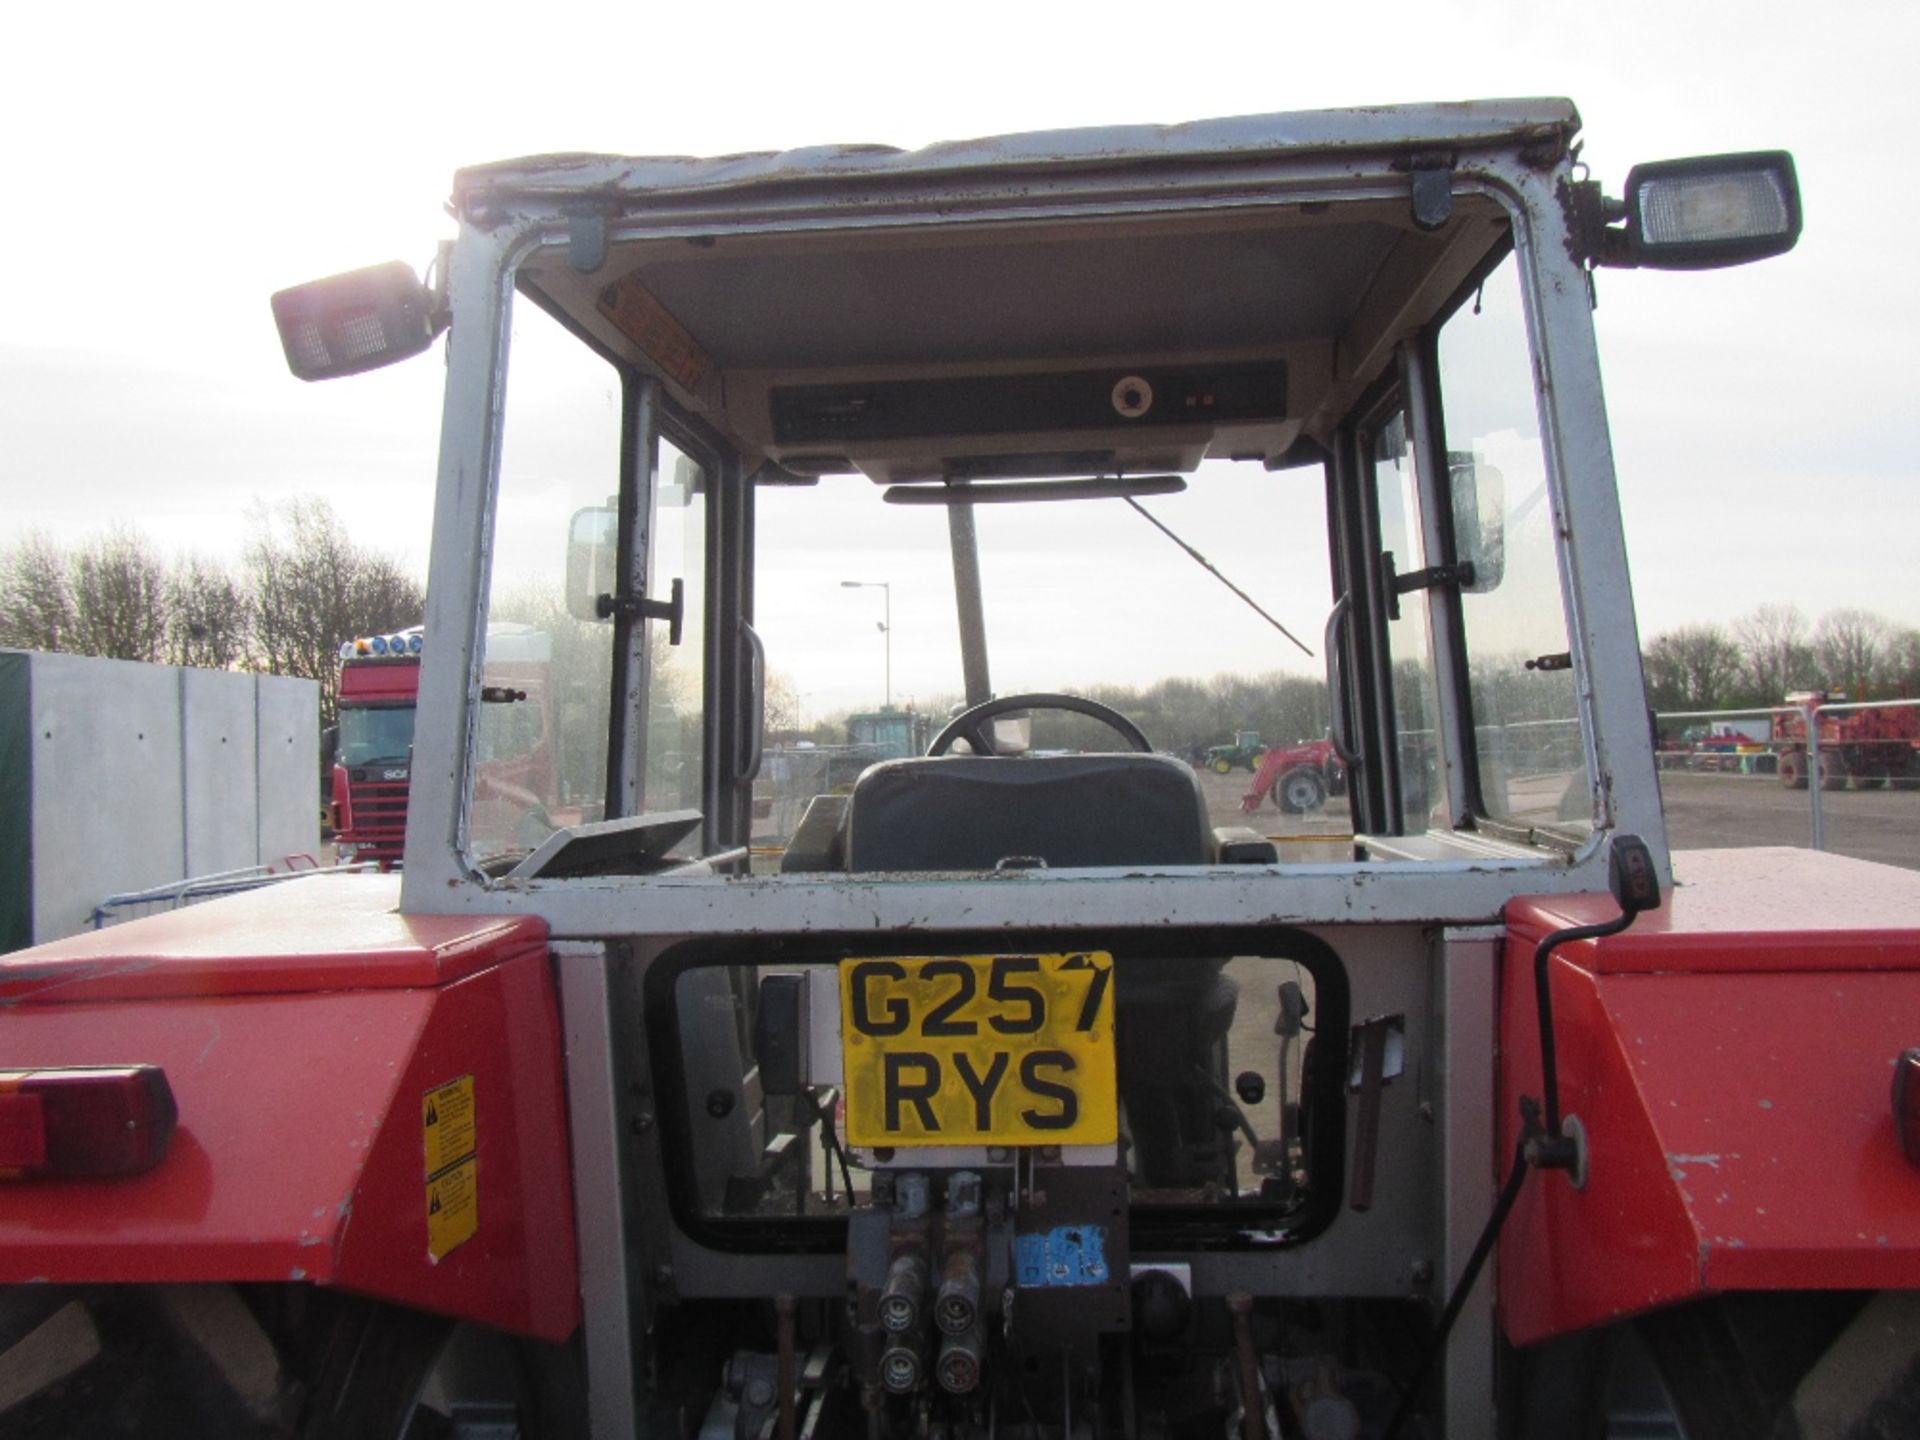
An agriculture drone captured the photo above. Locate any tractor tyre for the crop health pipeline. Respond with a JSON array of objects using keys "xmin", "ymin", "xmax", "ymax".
[
  {"xmin": 0, "ymin": 1283, "xmax": 564, "ymax": 1440},
  {"xmin": 1211, "ymin": 758, "xmax": 1234, "ymax": 775},
  {"xmin": 1271, "ymin": 767, "xmax": 1327, "ymax": 815},
  {"xmin": 1819, "ymin": 751, "xmax": 1849, "ymax": 791},
  {"xmin": 1892, "ymin": 754, "xmax": 1920, "ymax": 792},
  {"xmin": 1778, "ymin": 749, "xmax": 1808, "ymax": 790}
]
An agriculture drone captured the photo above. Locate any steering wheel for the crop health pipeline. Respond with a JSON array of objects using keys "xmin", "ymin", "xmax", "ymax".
[{"xmin": 927, "ymin": 692, "xmax": 1154, "ymax": 757}]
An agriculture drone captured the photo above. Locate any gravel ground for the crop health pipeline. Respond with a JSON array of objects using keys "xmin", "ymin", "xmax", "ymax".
[{"xmin": 1657, "ymin": 770, "xmax": 1919, "ymax": 872}]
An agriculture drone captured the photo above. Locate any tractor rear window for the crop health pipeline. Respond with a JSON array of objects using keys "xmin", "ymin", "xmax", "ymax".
[{"xmin": 751, "ymin": 457, "xmax": 1354, "ymax": 870}]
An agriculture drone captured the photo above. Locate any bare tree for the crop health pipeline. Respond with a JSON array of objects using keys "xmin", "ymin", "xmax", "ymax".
[
  {"xmin": 164, "ymin": 555, "xmax": 252, "ymax": 670},
  {"xmin": 69, "ymin": 528, "xmax": 167, "ymax": 662},
  {"xmin": 764, "ymin": 669, "xmax": 804, "ymax": 736},
  {"xmin": 0, "ymin": 532, "xmax": 76, "ymax": 652},
  {"xmin": 1643, "ymin": 623, "xmax": 1743, "ymax": 710},
  {"xmin": 1733, "ymin": 604, "xmax": 1813, "ymax": 704},
  {"xmin": 1889, "ymin": 628, "xmax": 1920, "ymax": 697},
  {"xmin": 1813, "ymin": 608, "xmax": 1895, "ymax": 696},
  {"xmin": 246, "ymin": 498, "xmax": 424, "ymax": 724}
]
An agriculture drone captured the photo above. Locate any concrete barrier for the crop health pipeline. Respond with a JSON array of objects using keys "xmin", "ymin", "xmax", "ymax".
[{"xmin": 0, "ymin": 650, "xmax": 319, "ymax": 951}]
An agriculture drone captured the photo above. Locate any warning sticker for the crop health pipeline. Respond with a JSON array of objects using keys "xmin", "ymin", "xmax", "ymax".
[
  {"xmin": 595, "ymin": 276, "xmax": 714, "ymax": 394},
  {"xmin": 423, "ymin": 1076, "xmax": 478, "ymax": 1262},
  {"xmin": 426, "ymin": 1157, "xmax": 478, "ymax": 1262},
  {"xmin": 423, "ymin": 1076, "xmax": 476, "ymax": 1178}
]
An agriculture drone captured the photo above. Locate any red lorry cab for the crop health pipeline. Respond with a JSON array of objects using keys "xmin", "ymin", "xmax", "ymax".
[{"xmin": 332, "ymin": 629, "xmax": 423, "ymax": 867}]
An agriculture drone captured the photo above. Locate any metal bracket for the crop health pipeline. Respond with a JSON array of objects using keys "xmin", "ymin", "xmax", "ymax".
[
  {"xmin": 1380, "ymin": 551, "xmax": 1476, "ymax": 621},
  {"xmin": 596, "ymin": 576, "xmax": 684, "ymax": 645},
  {"xmin": 1410, "ymin": 161, "xmax": 1454, "ymax": 231},
  {"xmin": 569, "ymin": 211, "xmax": 610, "ymax": 274},
  {"xmin": 1564, "ymin": 178, "xmax": 1631, "ymax": 267}
]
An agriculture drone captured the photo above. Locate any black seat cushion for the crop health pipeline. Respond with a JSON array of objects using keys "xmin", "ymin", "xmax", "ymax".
[{"xmin": 844, "ymin": 754, "xmax": 1211, "ymax": 871}]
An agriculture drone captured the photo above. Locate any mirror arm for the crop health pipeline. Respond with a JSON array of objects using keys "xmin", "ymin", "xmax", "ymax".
[
  {"xmin": 1379, "ymin": 552, "xmax": 1477, "ymax": 623},
  {"xmin": 596, "ymin": 576, "xmax": 684, "ymax": 645}
]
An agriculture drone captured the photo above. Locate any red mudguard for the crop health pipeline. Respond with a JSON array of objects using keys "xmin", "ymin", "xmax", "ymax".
[
  {"xmin": 1498, "ymin": 847, "xmax": 1920, "ymax": 1345},
  {"xmin": 0, "ymin": 875, "xmax": 579, "ymax": 1343}
]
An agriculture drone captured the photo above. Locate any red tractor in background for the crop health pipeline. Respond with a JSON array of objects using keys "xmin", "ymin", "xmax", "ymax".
[
  {"xmin": 1239, "ymin": 736, "xmax": 1346, "ymax": 815},
  {"xmin": 1775, "ymin": 691, "xmax": 1920, "ymax": 791}
]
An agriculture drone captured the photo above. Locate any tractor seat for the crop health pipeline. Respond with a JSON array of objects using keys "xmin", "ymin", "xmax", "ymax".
[{"xmin": 843, "ymin": 753, "xmax": 1213, "ymax": 872}]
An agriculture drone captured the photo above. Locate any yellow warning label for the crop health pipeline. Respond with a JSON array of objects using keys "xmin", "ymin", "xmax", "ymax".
[
  {"xmin": 595, "ymin": 275, "xmax": 713, "ymax": 394},
  {"xmin": 423, "ymin": 1076, "xmax": 478, "ymax": 1262},
  {"xmin": 426, "ymin": 1156, "xmax": 478, "ymax": 1262},
  {"xmin": 423, "ymin": 1076, "xmax": 477, "ymax": 1178}
]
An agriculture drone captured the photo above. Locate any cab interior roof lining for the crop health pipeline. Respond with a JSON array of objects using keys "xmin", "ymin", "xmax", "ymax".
[{"xmin": 519, "ymin": 194, "xmax": 1507, "ymax": 439}]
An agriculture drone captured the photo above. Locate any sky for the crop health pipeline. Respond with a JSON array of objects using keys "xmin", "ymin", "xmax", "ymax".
[{"xmin": 2, "ymin": 0, "xmax": 1915, "ymax": 717}]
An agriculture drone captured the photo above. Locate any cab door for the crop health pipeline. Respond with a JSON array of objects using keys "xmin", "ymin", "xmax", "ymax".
[{"xmin": 1328, "ymin": 377, "xmax": 1451, "ymax": 837}]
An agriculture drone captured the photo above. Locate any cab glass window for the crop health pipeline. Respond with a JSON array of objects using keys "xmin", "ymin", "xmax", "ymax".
[
  {"xmin": 750, "ymin": 459, "xmax": 1352, "ymax": 872},
  {"xmin": 1366, "ymin": 406, "xmax": 1444, "ymax": 829},
  {"xmin": 1435, "ymin": 254, "xmax": 1588, "ymax": 836},
  {"xmin": 643, "ymin": 437, "xmax": 707, "ymax": 819},
  {"xmin": 469, "ymin": 291, "xmax": 621, "ymax": 865}
]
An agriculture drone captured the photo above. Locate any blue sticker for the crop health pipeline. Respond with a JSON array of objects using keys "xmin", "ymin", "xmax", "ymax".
[{"xmin": 1015, "ymin": 1226, "xmax": 1110, "ymax": 1287}]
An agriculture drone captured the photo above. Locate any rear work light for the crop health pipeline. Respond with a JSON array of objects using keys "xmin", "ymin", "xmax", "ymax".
[
  {"xmin": 1626, "ymin": 152, "xmax": 1800, "ymax": 269},
  {"xmin": 1577, "ymin": 151, "xmax": 1801, "ymax": 271},
  {"xmin": 271, "ymin": 259, "xmax": 445, "ymax": 382},
  {"xmin": 0, "ymin": 1066, "xmax": 178, "ymax": 1180}
]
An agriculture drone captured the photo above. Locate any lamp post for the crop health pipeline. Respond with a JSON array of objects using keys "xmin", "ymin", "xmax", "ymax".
[{"xmin": 840, "ymin": 580, "xmax": 891, "ymax": 710}]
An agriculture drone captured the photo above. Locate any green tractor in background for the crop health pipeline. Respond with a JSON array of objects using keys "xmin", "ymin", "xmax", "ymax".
[{"xmin": 1202, "ymin": 729, "xmax": 1266, "ymax": 774}]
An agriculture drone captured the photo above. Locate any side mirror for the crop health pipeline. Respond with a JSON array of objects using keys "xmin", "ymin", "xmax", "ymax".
[
  {"xmin": 565, "ymin": 507, "xmax": 618, "ymax": 622},
  {"xmin": 271, "ymin": 261, "xmax": 443, "ymax": 381},
  {"xmin": 1448, "ymin": 452, "xmax": 1504, "ymax": 593}
]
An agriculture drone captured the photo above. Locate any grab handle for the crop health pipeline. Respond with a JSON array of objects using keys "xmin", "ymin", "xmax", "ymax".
[
  {"xmin": 1325, "ymin": 595, "xmax": 1357, "ymax": 766},
  {"xmin": 738, "ymin": 621, "xmax": 766, "ymax": 780}
]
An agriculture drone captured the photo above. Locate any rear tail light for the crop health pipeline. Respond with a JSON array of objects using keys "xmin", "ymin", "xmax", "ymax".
[{"xmin": 0, "ymin": 1066, "xmax": 177, "ymax": 1180}]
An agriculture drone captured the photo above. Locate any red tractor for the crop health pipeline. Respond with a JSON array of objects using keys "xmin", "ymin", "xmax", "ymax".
[
  {"xmin": 1775, "ymin": 691, "xmax": 1920, "ymax": 791},
  {"xmin": 1240, "ymin": 736, "xmax": 1346, "ymax": 814},
  {"xmin": 10, "ymin": 105, "xmax": 1916, "ymax": 1440}
]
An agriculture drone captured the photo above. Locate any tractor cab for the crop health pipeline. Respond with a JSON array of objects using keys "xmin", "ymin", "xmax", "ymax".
[{"xmin": 220, "ymin": 103, "xmax": 1812, "ymax": 1437}]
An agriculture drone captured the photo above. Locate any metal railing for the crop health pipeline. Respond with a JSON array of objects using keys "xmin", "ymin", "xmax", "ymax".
[
  {"xmin": 91, "ymin": 854, "xmax": 379, "ymax": 929},
  {"xmin": 1655, "ymin": 697, "xmax": 1920, "ymax": 853}
]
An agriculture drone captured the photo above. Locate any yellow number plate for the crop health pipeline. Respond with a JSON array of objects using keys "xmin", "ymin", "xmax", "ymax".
[{"xmin": 839, "ymin": 953, "xmax": 1117, "ymax": 1147}]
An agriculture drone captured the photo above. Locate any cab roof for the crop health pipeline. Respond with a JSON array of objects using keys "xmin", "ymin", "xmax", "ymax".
[
  {"xmin": 454, "ymin": 99, "xmax": 1580, "ymax": 480},
  {"xmin": 451, "ymin": 98, "xmax": 1579, "ymax": 206}
]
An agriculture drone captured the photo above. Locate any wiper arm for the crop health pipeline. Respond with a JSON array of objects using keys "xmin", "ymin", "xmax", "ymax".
[{"xmin": 1124, "ymin": 497, "xmax": 1313, "ymax": 657}]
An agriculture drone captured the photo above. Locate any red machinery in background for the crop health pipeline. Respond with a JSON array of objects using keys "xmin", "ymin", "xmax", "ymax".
[
  {"xmin": 1774, "ymin": 690, "xmax": 1920, "ymax": 791},
  {"xmin": 332, "ymin": 625, "xmax": 561, "ymax": 867},
  {"xmin": 1240, "ymin": 736, "xmax": 1346, "ymax": 815}
]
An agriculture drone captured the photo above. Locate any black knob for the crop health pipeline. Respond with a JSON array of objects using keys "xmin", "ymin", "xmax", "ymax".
[{"xmin": 1131, "ymin": 1268, "xmax": 1192, "ymax": 1340}]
